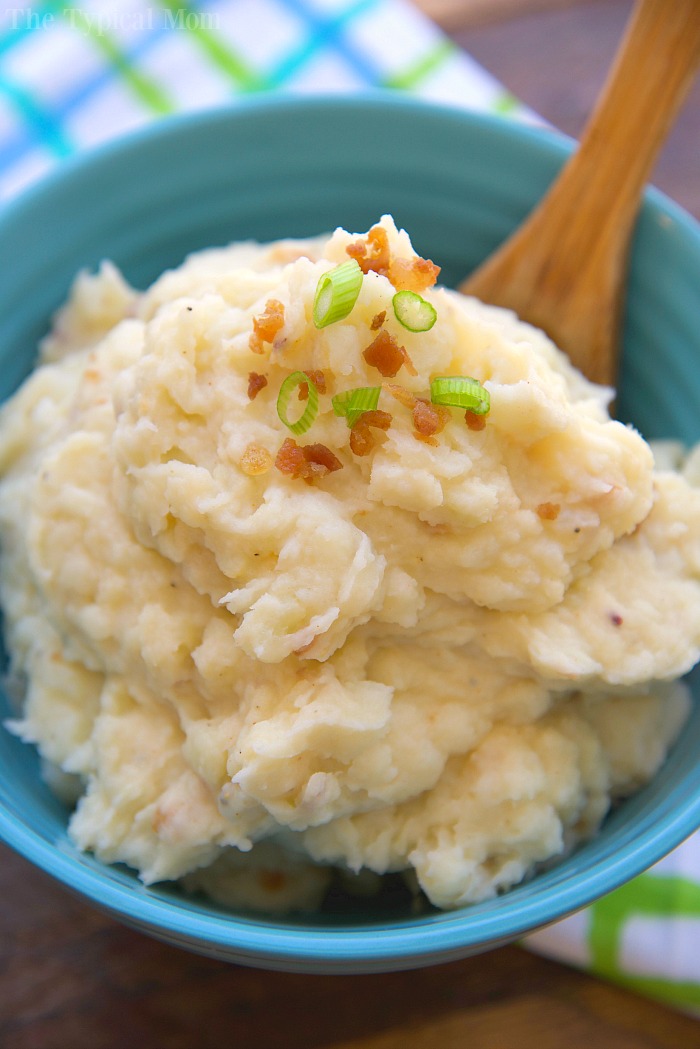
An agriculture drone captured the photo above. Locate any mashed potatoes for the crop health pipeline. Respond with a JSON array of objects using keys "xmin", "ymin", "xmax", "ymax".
[{"xmin": 1, "ymin": 216, "xmax": 699, "ymax": 912}]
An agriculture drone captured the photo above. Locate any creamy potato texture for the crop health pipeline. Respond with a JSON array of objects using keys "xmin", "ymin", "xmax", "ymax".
[{"xmin": 1, "ymin": 217, "xmax": 698, "ymax": 912}]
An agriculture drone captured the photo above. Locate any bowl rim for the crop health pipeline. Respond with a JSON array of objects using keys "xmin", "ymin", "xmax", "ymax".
[
  {"xmin": 3, "ymin": 88, "xmax": 696, "ymax": 237},
  {"xmin": 1, "ymin": 91, "xmax": 700, "ymax": 965}
]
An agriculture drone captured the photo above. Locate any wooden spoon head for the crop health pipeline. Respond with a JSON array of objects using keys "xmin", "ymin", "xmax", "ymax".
[
  {"xmin": 460, "ymin": 235, "xmax": 623, "ymax": 388},
  {"xmin": 459, "ymin": 0, "xmax": 700, "ymax": 391}
]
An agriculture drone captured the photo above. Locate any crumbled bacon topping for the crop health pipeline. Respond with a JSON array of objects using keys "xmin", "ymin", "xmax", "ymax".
[
  {"xmin": 385, "ymin": 383, "xmax": 417, "ymax": 410},
  {"xmin": 298, "ymin": 369, "xmax": 327, "ymax": 400},
  {"xmin": 249, "ymin": 299, "xmax": 285, "ymax": 354},
  {"xmin": 370, "ymin": 310, "xmax": 386, "ymax": 331},
  {"xmin": 346, "ymin": 224, "xmax": 440, "ymax": 293},
  {"xmin": 363, "ymin": 330, "xmax": 416, "ymax": 378},
  {"xmin": 386, "ymin": 385, "xmax": 451, "ymax": 444},
  {"xmin": 412, "ymin": 399, "xmax": 450, "ymax": 438},
  {"xmin": 275, "ymin": 438, "xmax": 343, "ymax": 482},
  {"xmin": 275, "ymin": 437, "xmax": 305, "ymax": 477},
  {"xmin": 389, "ymin": 255, "xmax": 441, "ymax": 294},
  {"xmin": 349, "ymin": 409, "xmax": 392, "ymax": 457},
  {"xmin": 536, "ymin": 502, "xmax": 560, "ymax": 521},
  {"xmin": 465, "ymin": 410, "xmax": 487, "ymax": 431},
  {"xmin": 347, "ymin": 225, "xmax": 390, "ymax": 276},
  {"xmin": 240, "ymin": 443, "xmax": 273, "ymax": 476},
  {"xmin": 304, "ymin": 443, "xmax": 343, "ymax": 477},
  {"xmin": 247, "ymin": 372, "xmax": 268, "ymax": 400}
]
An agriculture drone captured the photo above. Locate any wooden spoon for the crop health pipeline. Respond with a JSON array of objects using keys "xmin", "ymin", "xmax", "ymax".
[{"xmin": 459, "ymin": 0, "xmax": 700, "ymax": 386}]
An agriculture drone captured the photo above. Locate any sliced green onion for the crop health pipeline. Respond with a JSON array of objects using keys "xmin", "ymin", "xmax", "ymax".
[
  {"xmin": 277, "ymin": 371, "xmax": 319, "ymax": 435},
  {"xmin": 332, "ymin": 386, "xmax": 381, "ymax": 427},
  {"xmin": 313, "ymin": 260, "xmax": 363, "ymax": 329},
  {"xmin": 392, "ymin": 290, "xmax": 437, "ymax": 333},
  {"xmin": 430, "ymin": 376, "xmax": 490, "ymax": 415}
]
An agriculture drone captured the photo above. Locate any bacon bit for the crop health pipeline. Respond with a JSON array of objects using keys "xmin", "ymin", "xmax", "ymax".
[
  {"xmin": 412, "ymin": 399, "xmax": 450, "ymax": 438},
  {"xmin": 361, "ymin": 409, "xmax": 392, "ymax": 430},
  {"xmin": 240, "ymin": 444, "xmax": 273, "ymax": 476},
  {"xmin": 349, "ymin": 409, "xmax": 392, "ymax": 457},
  {"xmin": 275, "ymin": 437, "xmax": 306, "ymax": 478},
  {"xmin": 346, "ymin": 225, "xmax": 440, "ymax": 293},
  {"xmin": 465, "ymin": 410, "xmax": 487, "ymax": 431},
  {"xmin": 303, "ymin": 443, "xmax": 343, "ymax": 477},
  {"xmin": 609, "ymin": 612, "xmax": 624, "ymax": 627},
  {"xmin": 536, "ymin": 502, "xmax": 561, "ymax": 521},
  {"xmin": 387, "ymin": 387, "xmax": 450, "ymax": 445},
  {"xmin": 275, "ymin": 438, "xmax": 343, "ymax": 482},
  {"xmin": 247, "ymin": 372, "xmax": 268, "ymax": 400},
  {"xmin": 298, "ymin": 369, "xmax": 327, "ymax": 400},
  {"xmin": 370, "ymin": 310, "xmax": 386, "ymax": 331},
  {"xmin": 385, "ymin": 383, "xmax": 417, "ymax": 410},
  {"xmin": 363, "ymin": 330, "xmax": 416, "ymax": 378},
  {"xmin": 347, "ymin": 225, "xmax": 390, "ymax": 276},
  {"xmin": 389, "ymin": 255, "xmax": 441, "ymax": 294},
  {"xmin": 249, "ymin": 299, "xmax": 285, "ymax": 354},
  {"xmin": 349, "ymin": 426, "xmax": 374, "ymax": 457},
  {"xmin": 346, "ymin": 240, "xmax": 367, "ymax": 266}
]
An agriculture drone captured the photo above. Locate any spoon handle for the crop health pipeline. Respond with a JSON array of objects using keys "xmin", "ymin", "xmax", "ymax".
[{"xmin": 460, "ymin": 0, "xmax": 700, "ymax": 385}]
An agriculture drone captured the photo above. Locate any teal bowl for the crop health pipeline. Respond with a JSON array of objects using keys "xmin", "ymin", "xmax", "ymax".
[{"xmin": 1, "ymin": 96, "xmax": 699, "ymax": 973}]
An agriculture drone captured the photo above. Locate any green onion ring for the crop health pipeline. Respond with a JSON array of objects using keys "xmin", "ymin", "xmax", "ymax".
[
  {"xmin": 392, "ymin": 290, "xmax": 437, "ymax": 333},
  {"xmin": 277, "ymin": 371, "xmax": 320, "ymax": 435},
  {"xmin": 313, "ymin": 260, "xmax": 363, "ymax": 329},
  {"xmin": 430, "ymin": 375, "xmax": 490, "ymax": 414},
  {"xmin": 332, "ymin": 386, "xmax": 381, "ymax": 427}
]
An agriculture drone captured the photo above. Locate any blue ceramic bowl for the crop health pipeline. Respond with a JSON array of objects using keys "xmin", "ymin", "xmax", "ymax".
[{"xmin": 1, "ymin": 96, "xmax": 699, "ymax": 974}]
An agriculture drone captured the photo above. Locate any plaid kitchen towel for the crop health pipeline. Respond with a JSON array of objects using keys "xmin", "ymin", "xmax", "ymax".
[
  {"xmin": 0, "ymin": 0, "xmax": 523, "ymax": 200},
  {"xmin": 529, "ymin": 840, "xmax": 700, "ymax": 1014},
  {"xmin": 0, "ymin": 0, "xmax": 699, "ymax": 1015}
]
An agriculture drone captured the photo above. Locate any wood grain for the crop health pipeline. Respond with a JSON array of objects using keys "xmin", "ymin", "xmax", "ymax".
[
  {"xmin": 3, "ymin": 842, "xmax": 700, "ymax": 1049},
  {"xmin": 459, "ymin": 0, "xmax": 700, "ymax": 384}
]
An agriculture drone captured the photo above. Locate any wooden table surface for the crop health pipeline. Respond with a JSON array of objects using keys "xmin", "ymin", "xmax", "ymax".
[{"xmin": 3, "ymin": 2, "xmax": 700, "ymax": 1047}]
